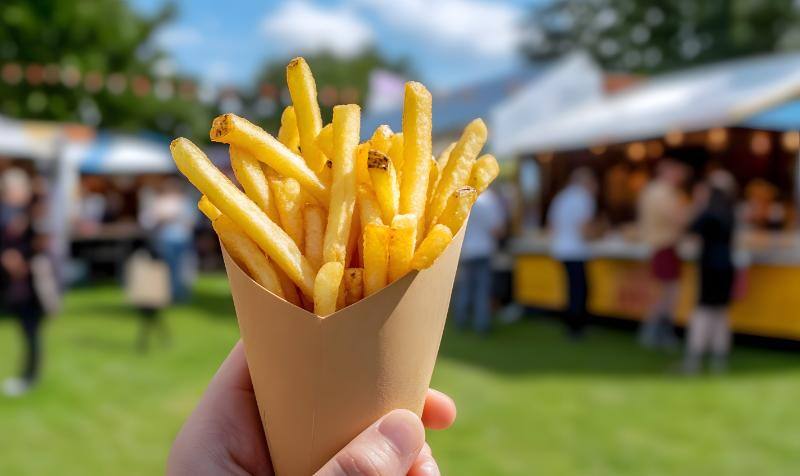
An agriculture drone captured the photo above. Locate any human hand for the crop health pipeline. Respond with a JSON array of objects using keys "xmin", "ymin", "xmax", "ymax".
[{"xmin": 167, "ymin": 341, "xmax": 456, "ymax": 476}]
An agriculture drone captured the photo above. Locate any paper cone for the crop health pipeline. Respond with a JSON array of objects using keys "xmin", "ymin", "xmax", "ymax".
[{"xmin": 221, "ymin": 226, "xmax": 466, "ymax": 475}]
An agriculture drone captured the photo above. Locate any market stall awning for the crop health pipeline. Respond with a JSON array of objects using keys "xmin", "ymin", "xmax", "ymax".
[
  {"xmin": 501, "ymin": 52, "xmax": 800, "ymax": 154},
  {"xmin": 64, "ymin": 133, "xmax": 174, "ymax": 174},
  {"xmin": 742, "ymin": 100, "xmax": 800, "ymax": 131},
  {"xmin": 0, "ymin": 115, "xmax": 69, "ymax": 161}
]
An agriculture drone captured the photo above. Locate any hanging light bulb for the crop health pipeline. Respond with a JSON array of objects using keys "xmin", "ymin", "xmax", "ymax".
[
  {"xmin": 665, "ymin": 129, "xmax": 684, "ymax": 146},
  {"xmin": 781, "ymin": 131, "xmax": 800, "ymax": 152},
  {"xmin": 626, "ymin": 142, "xmax": 646, "ymax": 162},
  {"xmin": 707, "ymin": 127, "xmax": 728, "ymax": 151},
  {"xmin": 750, "ymin": 131, "xmax": 772, "ymax": 155}
]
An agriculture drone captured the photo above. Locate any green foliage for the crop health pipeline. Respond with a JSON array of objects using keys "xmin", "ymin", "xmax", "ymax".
[
  {"xmin": 0, "ymin": 0, "xmax": 212, "ymax": 140},
  {"xmin": 250, "ymin": 49, "xmax": 408, "ymax": 132},
  {"xmin": 523, "ymin": 0, "xmax": 800, "ymax": 73}
]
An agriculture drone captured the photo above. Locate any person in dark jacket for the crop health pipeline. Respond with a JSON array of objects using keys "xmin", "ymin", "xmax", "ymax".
[
  {"xmin": 683, "ymin": 170, "xmax": 737, "ymax": 374},
  {"xmin": 1, "ymin": 169, "xmax": 46, "ymax": 396}
]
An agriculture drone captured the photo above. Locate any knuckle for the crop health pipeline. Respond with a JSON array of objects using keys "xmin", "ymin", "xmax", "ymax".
[{"xmin": 332, "ymin": 446, "xmax": 395, "ymax": 476}]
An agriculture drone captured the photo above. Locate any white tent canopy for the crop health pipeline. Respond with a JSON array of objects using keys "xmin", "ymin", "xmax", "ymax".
[
  {"xmin": 62, "ymin": 133, "xmax": 174, "ymax": 174},
  {"xmin": 0, "ymin": 115, "xmax": 64, "ymax": 161},
  {"xmin": 491, "ymin": 52, "xmax": 604, "ymax": 157},
  {"xmin": 500, "ymin": 52, "xmax": 800, "ymax": 154}
]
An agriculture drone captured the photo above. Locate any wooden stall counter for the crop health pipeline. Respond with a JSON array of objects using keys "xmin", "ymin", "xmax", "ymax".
[{"xmin": 511, "ymin": 231, "xmax": 800, "ymax": 341}]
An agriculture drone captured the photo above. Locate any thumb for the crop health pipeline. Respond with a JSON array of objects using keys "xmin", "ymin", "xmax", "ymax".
[{"xmin": 315, "ymin": 409, "xmax": 425, "ymax": 476}]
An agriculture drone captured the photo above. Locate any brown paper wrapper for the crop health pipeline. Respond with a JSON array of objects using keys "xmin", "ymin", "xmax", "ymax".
[{"xmin": 221, "ymin": 227, "xmax": 465, "ymax": 475}]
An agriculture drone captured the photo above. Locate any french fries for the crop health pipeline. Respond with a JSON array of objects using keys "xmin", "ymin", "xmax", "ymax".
[
  {"xmin": 170, "ymin": 138, "xmax": 316, "ymax": 297},
  {"xmin": 314, "ymin": 261, "xmax": 344, "ymax": 316},
  {"xmin": 344, "ymin": 268, "xmax": 364, "ymax": 305},
  {"xmin": 210, "ymin": 113, "xmax": 329, "ymax": 204},
  {"xmin": 388, "ymin": 213, "xmax": 418, "ymax": 282},
  {"xmin": 399, "ymin": 82, "xmax": 432, "ymax": 239},
  {"xmin": 198, "ymin": 195, "xmax": 221, "ymax": 221},
  {"xmin": 287, "ymin": 57, "xmax": 326, "ymax": 172},
  {"xmin": 212, "ymin": 215, "xmax": 285, "ymax": 298},
  {"xmin": 411, "ymin": 224, "xmax": 453, "ymax": 270},
  {"xmin": 367, "ymin": 150, "xmax": 399, "ymax": 224},
  {"xmin": 277, "ymin": 106, "xmax": 300, "ymax": 154},
  {"xmin": 363, "ymin": 223, "xmax": 390, "ymax": 296},
  {"xmin": 174, "ymin": 57, "xmax": 498, "ymax": 316},
  {"xmin": 357, "ymin": 184, "xmax": 384, "ymax": 227},
  {"xmin": 323, "ymin": 104, "xmax": 360, "ymax": 264},
  {"xmin": 369, "ymin": 125, "xmax": 393, "ymax": 154},
  {"xmin": 316, "ymin": 123, "xmax": 334, "ymax": 159},
  {"xmin": 437, "ymin": 186, "xmax": 477, "ymax": 234},
  {"xmin": 303, "ymin": 204, "xmax": 325, "ymax": 271},
  {"xmin": 469, "ymin": 154, "xmax": 500, "ymax": 194},
  {"xmin": 427, "ymin": 118, "xmax": 487, "ymax": 228},
  {"xmin": 230, "ymin": 146, "xmax": 280, "ymax": 223}
]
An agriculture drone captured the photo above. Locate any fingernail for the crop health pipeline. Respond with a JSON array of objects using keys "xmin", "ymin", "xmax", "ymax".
[
  {"xmin": 418, "ymin": 460, "xmax": 440, "ymax": 476},
  {"xmin": 378, "ymin": 410, "xmax": 423, "ymax": 456}
]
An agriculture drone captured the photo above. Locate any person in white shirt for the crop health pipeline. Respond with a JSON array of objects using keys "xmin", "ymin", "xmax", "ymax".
[
  {"xmin": 453, "ymin": 187, "xmax": 506, "ymax": 335},
  {"xmin": 548, "ymin": 168, "xmax": 597, "ymax": 338}
]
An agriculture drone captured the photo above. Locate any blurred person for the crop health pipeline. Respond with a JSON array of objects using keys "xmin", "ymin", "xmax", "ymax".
[
  {"xmin": 168, "ymin": 341, "xmax": 457, "ymax": 476},
  {"xmin": 139, "ymin": 178, "xmax": 196, "ymax": 303},
  {"xmin": 683, "ymin": 171, "xmax": 737, "ymax": 374},
  {"xmin": 1, "ymin": 169, "xmax": 55, "ymax": 397},
  {"xmin": 452, "ymin": 186, "xmax": 506, "ymax": 335},
  {"xmin": 638, "ymin": 159, "xmax": 690, "ymax": 349},
  {"xmin": 549, "ymin": 168, "xmax": 598, "ymax": 339}
]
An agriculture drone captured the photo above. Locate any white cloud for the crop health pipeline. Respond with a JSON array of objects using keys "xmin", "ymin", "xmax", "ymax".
[
  {"xmin": 153, "ymin": 25, "xmax": 203, "ymax": 49},
  {"xmin": 261, "ymin": 1, "xmax": 374, "ymax": 58},
  {"xmin": 356, "ymin": 0, "xmax": 523, "ymax": 58}
]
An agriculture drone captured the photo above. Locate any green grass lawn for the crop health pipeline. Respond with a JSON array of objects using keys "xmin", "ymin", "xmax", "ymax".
[{"xmin": 1, "ymin": 274, "xmax": 800, "ymax": 475}]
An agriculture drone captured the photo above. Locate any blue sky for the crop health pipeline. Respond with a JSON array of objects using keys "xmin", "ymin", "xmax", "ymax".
[{"xmin": 131, "ymin": 0, "xmax": 545, "ymax": 91}]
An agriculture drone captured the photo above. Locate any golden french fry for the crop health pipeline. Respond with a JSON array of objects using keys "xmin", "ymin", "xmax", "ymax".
[
  {"xmin": 314, "ymin": 261, "xmax": 344, "ymax": 316},
  {"xmin": 426, "ymin": 155, "xmax": 439, "ymax": 211},
  {"xmin": 369, "ymin": 125, "xmax": 393, "ymax": 154},
  {"xmin": 316, "ymin": 123, "xmax": 333, "ymax": 159},
  {"xmin": 198, "ymin": 195, "xmax": 221, "ymax": 221},
  {"xmin": 286, "ymin": 57, "xmax": 326, "ymax": 172},
  {"xmin": 213, "ymin": 215, "xmax": 284, "ymax": 298},
  {"xmin": 355, "ymin": 142, "xmax": 371, "ymax": 185},
  {"xmin": 303, "ymin": 204, "xmax": 325, "ymax": 271},
  {"xmin": 230, "ymin": 146, "xmax": 281, "ymax": 223},
  {"xmin": 277, "ymin": 106, "xmax": 300, "ymax": 154},
  {"xmin": 436, "ymin": 142, "xmax": 456, "ymax": 176},
  {"xmin": 323, "ymin": 104, "xmax": 360, "ymax": 264},
  {"xmin": 269, "ymin": 177, "xmax": 305, "ymax": 250},
  {"xmin": 357, "ymin": 184, "xmax": 384, "ymax": 228},
  {"xmin": 411, "ymin": 224, "xmax": 454, "ymax": 270},
  {"xmin": 469, "ymin": 154, "xmax": 500, "ymax": 194},
  {"xmin": 367, "ymin": 150, "xmax": 400, "ymax": 224},
  {"xmin": 389, "ymin": 133, "xmax": 404, "ymax": 174},
  {"xmin": 210, "ymin": 113, "xmax": 328, "ymax": 204},
  {"xmin": 170, "ymin": 138, "xmax": 316, "ymax": 297},
  {"xmin": 428, "ymin": 119, "xmax": 486, "ymax": 228},
  {"xmin": 346, "ymin": 204, "xmax": 361, "ymax": 268},
  {"xmin": 399, "ymin": 82, "xmax": 433, "ymax": 239},
  {"xmin": 437, "ymin": 186, "xmax": 477, "ymax": 234},
  {"xmin": 343, "ymin": 268, "xmax": 364, "ymax": 306},
  {"xmin": 363, "ymin": 223, "xmax": 389, "ymax": 296},
  {"xmin": 276, "ymin": 266, "xmax": 303, "ymax": 307},
  {"xmin": 388, "ymin": 213, "xmax": 418, "ymax": 282}
]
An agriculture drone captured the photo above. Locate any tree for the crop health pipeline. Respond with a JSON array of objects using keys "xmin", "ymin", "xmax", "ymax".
[
  {"xmin": 249, "ymin": 49, "xmax": 408, "ymax": 132},
  {"xmin": 0, "ymin": 0, "xmax": 212, "ymax": 140},
  {"xmin": 523, "ymin": 0, "xmax": 800, "ymax": 73}
]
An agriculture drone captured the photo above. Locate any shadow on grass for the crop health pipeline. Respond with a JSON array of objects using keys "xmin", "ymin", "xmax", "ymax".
[{"xmin": 438, "ymin": 314, "xmax": 800, "ymax": 378}]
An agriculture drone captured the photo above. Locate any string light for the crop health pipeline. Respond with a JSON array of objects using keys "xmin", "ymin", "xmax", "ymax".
[
  {"xmin": 626, "ymin": 142, "xmax": 647, "ymax": 162},
  {"xmin": 781, "ymin": 131, "xmax": 800, "ymax": 152},
  {"xmin": 706, "ymin": 127, "xmax": 728, "ymax": 151},
  {"xmin": 750, "ymin": 131, "xmax": 772, "ymax": 155},
  {"xmin": 646, "ymin": 140, "xmax": 664, "ymax": 158},
  {"xmin": 665, "ymin": 129, "xmax": 684, "ymax": 146},
  {"xmin": 589, "ymin": 144, "xmax": 607, "ymax": 155}
]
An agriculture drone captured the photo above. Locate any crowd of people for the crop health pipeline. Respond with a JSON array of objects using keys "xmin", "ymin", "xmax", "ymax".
[{"xmin": 547, "ymin": 158, "xmax": 739, "ymax": 374}]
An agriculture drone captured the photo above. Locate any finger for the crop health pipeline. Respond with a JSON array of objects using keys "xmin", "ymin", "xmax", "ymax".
[
  {"xmin": 408, "ymin": 443, "xmax": 439, "ymax": 476},
  {"xmin": 421, "ymin": 389, "xmax": 457, "ymax": 430},
  {"xmin": 315, "ymin": 409, "xmax": 424, "ymax": 476}
]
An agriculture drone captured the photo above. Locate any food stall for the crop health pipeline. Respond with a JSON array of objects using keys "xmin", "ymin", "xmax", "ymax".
[{"xmin": 493, "ymin": 52, "xmax": 800, "ymax": 340}]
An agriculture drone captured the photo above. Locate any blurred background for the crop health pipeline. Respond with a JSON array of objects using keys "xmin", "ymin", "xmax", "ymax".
[{"xmin": 2, "ymin": 0, "xmax": 800, "ymax": 474}]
